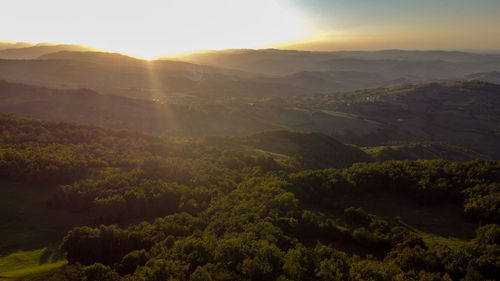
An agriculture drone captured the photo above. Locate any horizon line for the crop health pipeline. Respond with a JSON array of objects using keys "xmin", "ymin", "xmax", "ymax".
[{"xmin": 2, "ymin": 39, "xmax": 500, "ymax": 60}]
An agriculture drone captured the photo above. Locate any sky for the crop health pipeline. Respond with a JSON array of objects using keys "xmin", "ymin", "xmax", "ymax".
[
  {"xmin": 285, "ymin": 0, "xmax": 500, "ymax": 52},
  {"xmin": 1, "ymin": 0, "xmax": 499, "ymax": 58}
]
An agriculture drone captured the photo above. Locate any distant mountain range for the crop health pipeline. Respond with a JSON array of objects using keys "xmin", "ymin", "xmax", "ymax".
[
  {"xmin": 0, "ymin": 41, "xmax": 32, "ymax": 50},
  {"xmin": 0, "ymin": 44, "xmax": 499, "ymax": 159},
  {"xmin": 0, "ymin": 51, "xmax": 305, "ymax": 99},
  {"xmin": 0, "ymin": 48, "xmax": 498, "ymax": 101},
  {"xmin": 172, "ymin": 48, "xmax": 500, "ymax": 76},
  {"xmin": 0, "ymin": 44, "xmax": 96, "ymax": 59}
]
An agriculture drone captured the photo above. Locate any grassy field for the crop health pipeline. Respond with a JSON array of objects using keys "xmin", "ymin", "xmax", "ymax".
[
  {"xmin": 0, "ymin": 181, "xmax": 93, "ymax": 255},
  {"xmin": 0, "ymin": 181, "xmax": 93, "ymax": 279},
  {"xmin": 0, "ymin": 247, "xmax": 66, "ymax": 279}
]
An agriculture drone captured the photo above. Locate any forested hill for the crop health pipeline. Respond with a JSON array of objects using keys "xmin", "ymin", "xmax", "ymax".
[
  {"xmin": 0, "ymin": 113, "xmax": 498, "ymax": 280},
  {"xmin": 0, "ymin": 79, "xmax": 278, "ymax": 136},
  {"xmin": 0, "ymin": 79, "xmax": 498, "ymax": 160},
  {"xmin": 0, "ymin": 49, "xmax": 499, "ymax": 102},
  {"xmin": 204, "ymin": 130, "xmax": 373, "ymax": 169}
]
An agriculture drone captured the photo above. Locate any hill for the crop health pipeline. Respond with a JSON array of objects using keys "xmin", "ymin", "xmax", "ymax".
[
  {"xmin": 364, "ymin": 142, "xmax": 487, "ymax": 162},
  {"xmin": 0, "ymin": 113, "xmax": 498, "ymax": 280},
  {"xmin": 174, "ymin": 49, "xmax": 500, "ymax": 76},
  {"xmin": 0, "ymin": 79, "xmax": 497, "ymax": 158},
  {"xmin": 0, "ymin": 49, "xmax": 498, "ymax": 102},
  {"xmin": 0, "ymin": 41, "xmax": 32, "ymax": 50},
  {"xmin": 465, "ymin": 71, "xmax": 500, "ymax": 84},
  {"xmin": 0, "ymin": 44, "xmax": 96, "ymax": 59},
  {"xmin": 265, "ymin": 70, "xmax": 386, "ymax": 93},
  {"xmin": 312, "ymin": 58, "xmax": 485, "ymax": 81},
  {"xmin": 0, "ymin": 31, "xmax": 499, "ymax": 281},
  {"xmin": 205, "ymin": 130, "xmax": 373, "ymax": 169},
  {"xmin": 0, "ymin": 79, "xmax": 279, "ymax": 136},
  {"xmin": 327, "ymin": 81, "xmax": 500, "ymax": 157},
  {"xmin": 0, "ymin": 52, "xmax": 305, "ymax": 99}
]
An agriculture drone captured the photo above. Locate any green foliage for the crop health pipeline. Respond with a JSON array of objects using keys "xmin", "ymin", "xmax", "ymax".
[
  {"xmin": 1, "ymin": 113, "xmax": 499, "ymax": 280},
  {"xmin": 0, "ymin": 248, "xmax": 66, "ymax": 278},
  {"xmin": 206, "ymin": 129, "xmax": 373, "ymax": 169}
]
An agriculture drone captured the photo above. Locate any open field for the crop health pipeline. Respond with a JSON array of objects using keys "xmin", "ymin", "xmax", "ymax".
[
  {"xmin": 0, "ymin": 181, "xmax": 91, "ymax": 279},
  {"xmin": 0, "ymin": 181, "xmax": 93, "ymax": 255},
  {"xmin": 0, "ymin": 247, "xmax": 66, "ymax": 279}
]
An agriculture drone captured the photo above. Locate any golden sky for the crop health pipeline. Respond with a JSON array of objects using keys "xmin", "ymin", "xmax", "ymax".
[{"xmin": 1, "ymin": 0, "xmax": 500, "ymax": 58}]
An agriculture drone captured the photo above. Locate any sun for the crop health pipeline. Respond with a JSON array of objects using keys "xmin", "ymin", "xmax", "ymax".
[{"xmin": 0, "ymin": 0, "xmax": 310, "ymax": 59}]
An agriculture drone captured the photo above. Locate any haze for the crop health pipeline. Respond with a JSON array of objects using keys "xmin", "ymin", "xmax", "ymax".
[{"xmin": 1, "ymin": 0, "xmax": 500, "ymax": 58}]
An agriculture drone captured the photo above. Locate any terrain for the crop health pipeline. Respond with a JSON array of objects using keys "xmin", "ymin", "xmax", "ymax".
[
  {"xmin": 0, "ymin": 44, "xmax": 96, "ymax": 60},
  {"xmin": 173, "ymin": 49, "xmax": 500, "ymax": 76},
  {"xmin": 0, "ymin": 49, "xmax": 499, "ymax": 100},
  {"xmin": 0, "ymin": 79, "xmax": 498, "ymax": 158},
  {"xmin": 0, "ymin": 113, "xmax": 498, "ymax": 280},
  {"xmin": 0, "ymin": 46, "xmax": 499, "ymax": 280}
]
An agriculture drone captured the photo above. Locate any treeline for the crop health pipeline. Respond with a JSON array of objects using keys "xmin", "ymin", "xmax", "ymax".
[
  {"xmin": 0, "ymin": 113, "xmax": 283, "ymax": 185},
  {"xmin": 288, "ymin": 160, "xmax": 500, "ymax": 223},
  {"xmin": 0, "ymin": 113, "xmax": 164, "ymax": 183},
  {"xmin": 49, "ymin": 153, "xmax": 284, "ymax": 223},
  {"xmin": 51, "ymin": 177, "xmax": 499, "ymax": 281}
]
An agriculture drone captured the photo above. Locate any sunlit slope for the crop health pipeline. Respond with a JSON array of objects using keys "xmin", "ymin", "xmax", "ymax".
[
  {"xmin": 1, "ymin": 49, "xmax": 499, "ymax": 102},
  {"xmin": 0, "ymin": 248, "xmax": 66, "ymax": 279},
  {"xmin": 0, "ymin": 44, "xmax": 96, "ymax": 59},
  {"xmin": 328, "ymin": 81, "xmax": 500, "ymax": 157},
  {"xmin": 0, "ymin": 80, "xmax": 277, "ymax": 136},
  {"xmin": 0, "ymin": 80, "xmax": 498, "ymax": 158},
  {"xmin": 0, "ymin": 112, "xmax": 497, "ymax": 280},
  {"xmin": 0, "ymin": 51, "xmax": 303, "ymax": 99}
]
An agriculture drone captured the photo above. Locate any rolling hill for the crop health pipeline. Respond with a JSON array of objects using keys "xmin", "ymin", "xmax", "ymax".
[
  {"xmin": 0, "ymin": 51, "xmax": 306, "ymax": 99},
  {"xmin": 328, "ymin": 81, "xmax": 500, "ymax": 157},
  {"xmin": 174, "ymin": 49, "xmax": 500, "ymax": 76},
  {"xmin": 363, "ymin": 142, "xmax": 487, "ymax": 162},
  {"xmin": 465, "ymin": 71, "xmax": 500, "ymax": 84},
  {"xmin": 0, "ymin": 41, "xmax": 32, "ymax": 50},
  {"xmin": 0, "ymin": 49, "xmax": 498, "ymax": 103},
  {"xmin": 204, "ymin": 130, "xmax": 373, "ymax": 169},
  {"xmin": 0, "ymin": 79, "xmax": 494, "ymax": 160},
  {"xmin": 0, "ymin": 112, "xmax": 497, "ymax": 280},
  {"xmin": 0, "ymin": 44, "xmax": 96, "ymax": 59}
]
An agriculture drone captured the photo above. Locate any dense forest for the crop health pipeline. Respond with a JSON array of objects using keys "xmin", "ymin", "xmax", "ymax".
[{"xmin": 0, "ymin": 113, "xmax": 498, "ymax": 280}]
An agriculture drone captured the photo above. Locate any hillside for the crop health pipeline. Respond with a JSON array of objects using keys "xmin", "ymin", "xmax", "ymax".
[
  {"xmin": 0, "ymin": 41, "xmax": 32, "ymax": 50},
  {"xmin": 364, "ymin": 142, "xmax": 487, "ymax": 162},
  {"xmin": 175, "ymin": 49, "xmax": 500, "ymax": 77},
  {"xmin": 0, "ymin": 113, "xmax": 497, "ymax": 280},
  {"xmin": 465, "ymin": 71, "xmax": 500, "ymax": 84},
  {"xmin": 0, "ymin": 79, "xmax": 279, "ymax": 136},
  {"xmin": 0, "ymin": 50, "xmax": 498, "ymax": 103},
  {"xmin": 328, "ymin": 81, "xmax": 500, "ymax": 157},
  {"xmin": 0, "ymin": 79, "xmax": 497, "ymax": 159},
  {"xmin": 0, "ymin": 52, "xmax": 305, "ymax": 99},
  {"xmin": 2, "ymin": 0, "xmax": 500, "ymax": 278},
  {"xmin": 0, "ymin": 44, "xmax": 96, "ymax": 59},
  {"xmin": 205, "ymin": 130, "xmax": 373, "ymax": 169},
  {"xmin": 312, "ymin": 58, "xmax": 484, "ymax": 80}
]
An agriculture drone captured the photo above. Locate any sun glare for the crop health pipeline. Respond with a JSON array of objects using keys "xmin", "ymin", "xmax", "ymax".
[{"xmin": 0, "ymin": 0, "xmax": 309, "ymax": 59}]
